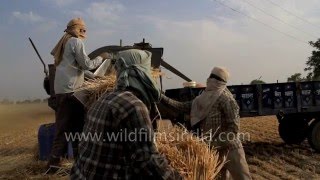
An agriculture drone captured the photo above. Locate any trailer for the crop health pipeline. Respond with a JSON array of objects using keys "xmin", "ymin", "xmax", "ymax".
[{"xmin": 165, "ymin": 82, "xmax": 320, "ymax": 152}]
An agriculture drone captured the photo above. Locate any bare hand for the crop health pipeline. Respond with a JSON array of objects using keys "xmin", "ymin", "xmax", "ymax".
[{"xmin": 99, "ymin": 52, "xmax": 112, "ymax": 60}]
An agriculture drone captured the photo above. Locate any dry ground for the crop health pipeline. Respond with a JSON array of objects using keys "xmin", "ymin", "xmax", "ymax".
[
  {"xmin": 0, "ymin": 103, "xmax": 319, "ymax": 179},
  {"xmin": 241, "ymin": 116, "xmax": 320, "ymax": 180}
]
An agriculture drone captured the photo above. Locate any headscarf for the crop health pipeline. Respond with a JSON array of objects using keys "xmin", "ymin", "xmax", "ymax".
[
  {"xmin": 190, "ymin": 67, "xmax": 230, "ymax": 126},
  {"xmin": 114, "ymin": 49, "xmax": 161, "ymax": 109},
  {"xmin": 51, "ymin": 17, "xmax": 87, "ymax": 66}
]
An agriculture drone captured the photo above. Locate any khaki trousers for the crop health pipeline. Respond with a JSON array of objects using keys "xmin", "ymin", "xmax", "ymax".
[{"xmin": 218, "ymin": 147, "xmax": 252, "ymax": 180}]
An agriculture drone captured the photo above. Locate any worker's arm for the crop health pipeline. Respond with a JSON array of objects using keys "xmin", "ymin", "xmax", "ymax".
[
  {"xmin": 217, "ymin": 95, "xmax": 241, "ymax": 148},
  {"xmin": 160, "ymin": 94, "xmax": 192, "ymax": 113},
  {"xmin": 222, "ymin": 97, "xmax": 240, "ymax": 133},
  {"xmin": 124, "ymin": 103, "xmax": 182, "ymax": 180},
  {"xmin": 73, "ymin": 38, "xmax": 103, "ymax": 70}
]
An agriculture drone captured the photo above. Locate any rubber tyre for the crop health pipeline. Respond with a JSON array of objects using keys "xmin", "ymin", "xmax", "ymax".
[
  {"xmin": 307, "ymin": 120, "xmax": 320, "ymax": 152},
  {"xmin": 278, "ymin": 118, "xmax": 308, "ymax": 144}
]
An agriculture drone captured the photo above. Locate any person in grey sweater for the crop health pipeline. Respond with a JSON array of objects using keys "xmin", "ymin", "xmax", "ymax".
[{"xmin": 46, "ymin": 17, "xmax": 109, "ymax": 173}]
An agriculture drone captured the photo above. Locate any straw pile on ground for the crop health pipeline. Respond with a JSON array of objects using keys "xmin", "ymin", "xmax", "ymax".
[
  {"xmin": 156, "ymin": 125, "xmax": 225, "ymax": 180},
  {"xmin": 36, "ymin": 125, "xmax": 225, "ymax": 179}
]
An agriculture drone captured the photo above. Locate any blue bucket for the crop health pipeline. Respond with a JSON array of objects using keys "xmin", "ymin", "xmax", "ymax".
[{"xmin": 38, "ymin": 123, "xmax": 73, "ymax": 160}]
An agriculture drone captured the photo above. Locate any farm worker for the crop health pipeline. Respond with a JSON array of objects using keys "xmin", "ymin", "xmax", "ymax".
[
  {"xmin": 47, "ymin": 17, "xmax": 110, "ymax": 172},
  {"xmin": 160, "ymin": 67, "xmax": 251, "ymax": 179},
  {"xmin": 190, "ymin": 67, "xmax": 251, "ymax": 180},
  {"xmin": 70, "ymin": 49, "xmax": 182, "ymax": 179}
]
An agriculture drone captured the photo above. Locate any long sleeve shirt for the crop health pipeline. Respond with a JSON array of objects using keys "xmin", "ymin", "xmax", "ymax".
[
  {"xmin": 54, "ymin": 37, "xmax": 103, "ymax": 94},
  {"xmin": 200, "ymin": 88, "xmax": 242, "ymax": 150},
  {"xmin": 160, "ymin": 91, "xmax": 242, "ymax": 150},
  {"xmin": 70, "ymin": 90, "xmax": 180, "ymax": 180},
  {"xmin": 160, "ymin": 94, "xmax": 192, "ymax": 113}
]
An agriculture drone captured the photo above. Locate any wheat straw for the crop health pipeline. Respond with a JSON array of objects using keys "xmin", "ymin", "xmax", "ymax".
[
  {"xmin": 80, "ymin": 68, "xmax": 163, "ymax": 107},
  {"xmin": 155, "ymin": 125, "xmax": 225, "ymax": 180}
]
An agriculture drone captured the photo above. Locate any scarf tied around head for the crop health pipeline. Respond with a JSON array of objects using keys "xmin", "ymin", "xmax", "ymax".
[
  {"xmin": 190, "ymin": 67, "xmax": 229, "ymax": 127},
  {"xmin": 114, "ymin": 49, "xmax": 161, "ymax": 109},
  {"xmin": 51, "ymin": 17, "xmax": 87, "ymax": 66}
]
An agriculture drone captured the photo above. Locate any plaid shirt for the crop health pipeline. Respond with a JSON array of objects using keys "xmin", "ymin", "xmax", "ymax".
[
  {"xmin": 70, "ymin": 91, "xmax": 180, "ymax": 180},
  {"xmin": 161, "ymin": 89, "xmax": 242, "ymax": 150},
  {"xmin": 199, "ymin": 88, "xmax": 242, "ymax": 150}
]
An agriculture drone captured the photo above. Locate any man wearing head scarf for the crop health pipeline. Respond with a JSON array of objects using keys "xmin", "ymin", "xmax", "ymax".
[
  {"xmin": 191, "ymin": 67, "xmax": 251, "ymax": 180},
  {"xmin": 70, "ymin": 49, "xmax": 182, "ymax": 180},
  {"xmin": 47, "ymin": 17, "xmax": 110, "ymax": 171},
  {"xmin": 160, "ymin": 67, "xmax": 251, "ymax": 179}
]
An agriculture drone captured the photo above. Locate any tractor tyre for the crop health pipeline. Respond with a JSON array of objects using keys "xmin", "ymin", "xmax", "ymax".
[
  {"xmin": 278, "ymin": 118, "xmax": 308, "ymax": 144},
  {"xmin": 307, "ymin": 120, "xmax": 320, "ymax": 152}
]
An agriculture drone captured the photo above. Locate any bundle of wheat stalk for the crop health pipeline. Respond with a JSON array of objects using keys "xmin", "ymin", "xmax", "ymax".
[
  {"xmin": 81, "ymin": 68, "xmax": 163, "ymax": 107},
  {"xmin": 81, "ymin": 75, "xmax": 117, "ymax": 107},
  {"xmin": 155, "ymin": 125, "xmax": 225, "ymax": 180}
]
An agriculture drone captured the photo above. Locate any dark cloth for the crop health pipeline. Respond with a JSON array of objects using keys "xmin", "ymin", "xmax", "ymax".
[
  {"xmin": 50, "ymin": 93, "xmax": 85, "ymax": 159},
  {"xmin": 70, "ymin": 90, "xmax": 181, "ymax": 180}
]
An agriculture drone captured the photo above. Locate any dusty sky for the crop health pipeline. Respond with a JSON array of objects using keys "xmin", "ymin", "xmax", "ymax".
[{"xmin": 1, "ymin": 0, "xmax": 320, "ymax": 100}]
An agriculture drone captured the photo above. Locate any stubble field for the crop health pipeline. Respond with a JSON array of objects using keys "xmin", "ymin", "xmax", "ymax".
[{"xmin": 0, "ymin": 103, "xmax": 319, "ymax": 179}]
